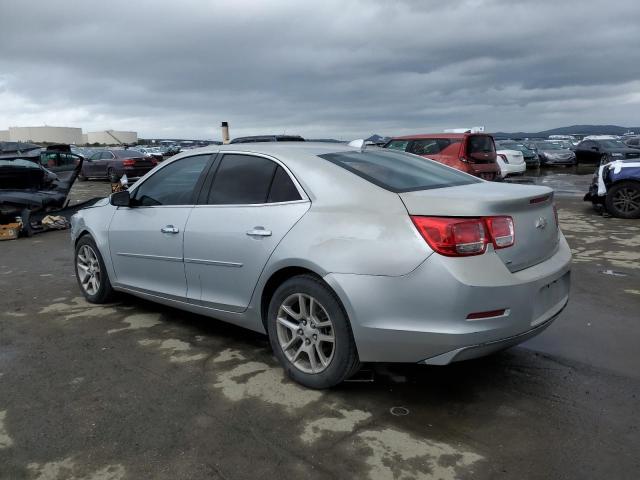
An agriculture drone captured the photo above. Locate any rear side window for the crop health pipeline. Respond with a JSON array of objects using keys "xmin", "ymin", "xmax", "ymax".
[
  {"xmin": 206, "ymin": 154, "xmax": 301, "ymax": 205},
  {"xmin": 409, "ymin": 138, "xmax": 460, "ymax": 155},
  {"xmin": 467, "ymin": 136, "xmax": 495, "ymax": 154},
  {"xmin": 132, "ymin": 154, "xmax": 210, "ymax": 206},
  {"xmin": 319, "ymin": 149, "xmax": 480, "ymax": 193},
  {"xmin": 385, "ymin": 140, "xmax": 410, "ymax": 151},
  {"xmin": 268, "ymin": 166, "xmax": 302, "ymax": 202}
]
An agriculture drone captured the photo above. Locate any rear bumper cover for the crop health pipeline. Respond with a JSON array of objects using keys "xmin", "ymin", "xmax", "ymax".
[
  {"xmin": 325, "ymin": 234, "xmax": 571, "ymax": 363},
  {"xmin": 420, "ymin": 299, "xmax": 566, "ymax": 365}
]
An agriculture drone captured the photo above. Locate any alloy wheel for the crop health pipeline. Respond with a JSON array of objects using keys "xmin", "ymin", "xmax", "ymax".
[
  {"xmin": 76, "ymin": 245, "xmax": 101, "ymax": 296},
  {"xmin": 612, "ymin": 187, "xmax": 640, "ymax": 214},
  {"xmin": 276, "ymin": 293, "xmax": 335, "ymax": 374}
]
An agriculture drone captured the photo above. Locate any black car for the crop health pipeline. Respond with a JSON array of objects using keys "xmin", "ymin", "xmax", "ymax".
[
  {"xmin": 495, "ymin": 141, "xmax": 540, "ymax": 167},
  {"xmin": 0, "ymin": 143, "xmax": 83, "ymax": 235},
  {"xmin": 80, "ymin": 149, "xmax": 156, "ymax": 180},
  {"xmin": 575, "ymin": 139, "xmax": 640, "ymax": 164},
  {"xmin": 230, "ymin": 135, "xmax": 305, "ymax": 144}
]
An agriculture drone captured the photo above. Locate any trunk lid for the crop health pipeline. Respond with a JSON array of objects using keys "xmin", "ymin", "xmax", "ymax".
[{"xmin": 400, "ymin": 182, "xmax": 560, "ymax": 272}]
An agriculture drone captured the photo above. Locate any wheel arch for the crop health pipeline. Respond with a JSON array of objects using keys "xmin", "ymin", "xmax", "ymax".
[{"xmin": 259, "ymin": 265, "xmax": 325, "ymax": 332}]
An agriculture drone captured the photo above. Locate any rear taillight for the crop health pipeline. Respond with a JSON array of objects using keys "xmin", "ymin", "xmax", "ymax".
[
  {"xmin": 485, "ymin": 216, "xmax": 515, "ymax": 249},
  {"xmin": 411, "ymin": 216, "xmax": 514, "ymax": 257},
  {"xmin": 497, "ymin": 153, "xmax": 509, "ymax": 164},
  {"xmin": 123, "ymin": 159, "xmax": 136, "ymax": 167}
]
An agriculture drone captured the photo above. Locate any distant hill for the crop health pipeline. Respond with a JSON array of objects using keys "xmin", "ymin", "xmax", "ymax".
[{"xmin": 494, "ymin": 125, "xmax": 639, "ymax": 139}]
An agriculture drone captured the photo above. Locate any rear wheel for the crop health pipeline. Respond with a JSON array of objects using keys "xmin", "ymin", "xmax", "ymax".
[
  {"xmin": 75, "ymin": 236, "xmax": 114, "ymax": 303},
  {"xmin": 605, "ymin": 181, "xmax": 640, "ymax": 219},
  {"xmin": 267, "ymin": 275, "xmax": 360, "ymax": 389}
]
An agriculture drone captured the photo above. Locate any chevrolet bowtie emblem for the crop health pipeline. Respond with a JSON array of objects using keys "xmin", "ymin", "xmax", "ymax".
[{"xmin": 536, "ymin": 216, "xmax": 548, "ymax": 229}]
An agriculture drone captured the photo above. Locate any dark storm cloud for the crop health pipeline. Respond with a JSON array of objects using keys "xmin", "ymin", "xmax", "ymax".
[{"xmin": 1, "ymin": 0, "xmax": 639, "ymax": 139}]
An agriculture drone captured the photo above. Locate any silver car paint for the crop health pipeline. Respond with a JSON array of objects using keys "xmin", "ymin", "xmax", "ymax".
[{"xmin": 71, "ymin": 142, "xmax": 571, "ymax": 364}]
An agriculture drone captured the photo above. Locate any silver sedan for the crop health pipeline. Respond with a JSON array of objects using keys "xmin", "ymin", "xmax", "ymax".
[{"xmin": 71, "ymin": 142, "xmax": 571, "ymax": 388}]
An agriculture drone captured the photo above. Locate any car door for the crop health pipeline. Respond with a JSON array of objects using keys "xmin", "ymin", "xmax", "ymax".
[
  {"xmin": 108, "ymin": 154, "xmax": 212, "ymax": 298},
  {"xmin": 83, "ymin": 152, "xmax": 100, "ymax": 176},
  {"xmin": 183, "ymin": 153, "xmax": 310, "ymax": 312},
  {"xmin": 577, "ymin": 141, "xmax": 595, "ymax": 163},
  {"xmin": 99, "ymin": 151, "xmax": 116, "ymax": 177}
]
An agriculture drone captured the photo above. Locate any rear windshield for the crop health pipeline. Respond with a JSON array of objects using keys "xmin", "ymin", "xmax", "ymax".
[
  {"xmin": 318, "ymin": 149, "xmax": 480, "ymax": 193},
  {"xmin": 467, "ymin": 135, "xmax": 495, "ymax": 154}
]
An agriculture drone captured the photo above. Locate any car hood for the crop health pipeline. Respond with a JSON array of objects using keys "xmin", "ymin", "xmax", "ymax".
[{"xmin": 605, "ymin": 147, "xmax": 639, "ymax": 155}]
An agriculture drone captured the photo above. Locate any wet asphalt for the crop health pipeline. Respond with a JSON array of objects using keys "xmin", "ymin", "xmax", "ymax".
[{"xmin": 1, "ymin": 170, "xmax": 639, "ymax": 479}]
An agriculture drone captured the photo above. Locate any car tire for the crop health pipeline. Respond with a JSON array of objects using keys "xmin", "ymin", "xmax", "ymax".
[
  {"xmin": 107, "ymin": 167, "xmax": 116, "ymax": 182},
  {"xmin": 75, "ymin": 235, "xmax": 114, "ymax": 304},
  {"xmin": 267, "ymin": 274, "xmax": 360, "ymax": 389},
  {"xmin": 77, "ymin": 172, "xmax": 87, "ymax": 181},
  {"xmin": 605, "ymin": 181, "xmax": 640, "ymax": 219}
]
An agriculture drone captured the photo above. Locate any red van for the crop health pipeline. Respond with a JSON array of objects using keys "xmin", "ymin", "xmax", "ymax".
[{"xmin": 384, "ymin": 133, "xmax": 500, "ymax": 181}]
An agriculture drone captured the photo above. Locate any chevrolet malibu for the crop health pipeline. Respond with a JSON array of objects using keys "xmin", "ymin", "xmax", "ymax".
[{"xmin": 70, "ymin": 143, "xmax": 571, "ymax": 388}]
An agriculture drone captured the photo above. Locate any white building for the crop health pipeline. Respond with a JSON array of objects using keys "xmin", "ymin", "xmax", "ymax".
[
  {"xmin": 0, "ymin": 126, "xmax": 138, "ymax": 145},
  {"xmin": 85, "ymin": 130, "xmax": 138, "ymax": 145},
  {"xmin": 7, "ymin": 126, "xmax": 83, "ymax": 144}
]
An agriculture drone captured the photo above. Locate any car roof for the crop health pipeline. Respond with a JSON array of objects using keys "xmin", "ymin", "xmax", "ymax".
[{"xmin": 391, "ymin": 133, "xmax": 491, "ymax": 140}]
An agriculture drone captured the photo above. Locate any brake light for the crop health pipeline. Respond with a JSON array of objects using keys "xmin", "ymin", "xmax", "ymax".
[
  {"xmin": 411, "ymin": 215, "xmax": 515, "ymax": 256},
  {"xmin": 497, "ymin": 153, "xmax": 509, "ymax": 164},
  {"xmin": 123, "ymin": 159, "xmax": 136, "ymax": 167},
  {"xmin": 411, "ymin": 217, "xmax": 488, "ymax": 256}
]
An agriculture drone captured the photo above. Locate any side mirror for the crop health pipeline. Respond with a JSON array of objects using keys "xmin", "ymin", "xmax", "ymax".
[{"xmin": 110, "ymin": 190, "xmax": 131, "ymax": 207}]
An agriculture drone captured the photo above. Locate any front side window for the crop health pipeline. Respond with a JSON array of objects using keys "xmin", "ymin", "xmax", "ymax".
[
  {"xmin": 319, "ymin": 149, "xmax": 480, "ymax": 193},
  {"xmin": 206, "ymin": 154, "xmax": 301, "ymax": 205},
  {"xmin": 131, "ymin": 154, "xmax": 210, "ymax": 206},
  {"xmin": 409, "ymin": 138, "xmax": 460, "ymax": 156}
]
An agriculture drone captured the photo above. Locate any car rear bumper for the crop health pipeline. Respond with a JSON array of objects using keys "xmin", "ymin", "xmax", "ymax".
[
  {"xmin": 502, "ymin": 163, "xmax": 527, "ymax": 176},
  {"xmin": 325, "ymin": 234, "xmax": 571, "ymax": 363}
]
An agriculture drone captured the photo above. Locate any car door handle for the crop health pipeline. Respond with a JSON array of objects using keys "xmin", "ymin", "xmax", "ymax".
[
  {"xmin": 161, "ymin": 225, "xmax": 180, "ymax": 234},
  {"xmin": 246, "ymin": 227, "xmax": 272, "ymax": 237}
]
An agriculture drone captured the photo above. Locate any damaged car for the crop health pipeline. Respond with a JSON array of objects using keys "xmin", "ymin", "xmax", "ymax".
[
  {"xmin": 0, "ymin": 142, "xmax": 83, "ymax": 236},
  {"xmin": 584, "ymin": 159, "xmax": 640, "ymax": 219}
]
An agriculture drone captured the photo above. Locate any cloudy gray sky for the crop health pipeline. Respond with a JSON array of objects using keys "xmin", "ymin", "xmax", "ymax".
[{"xmin": 1, "ymin": 0, "xmax": 639, "ymax": 140}]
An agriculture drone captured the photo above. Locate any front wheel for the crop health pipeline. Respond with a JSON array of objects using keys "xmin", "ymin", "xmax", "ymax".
[
  {"xmin": 605, "ymin": 181, "xmax": 640, "ymax": 219},
  {"xmin": 267, "ymin": 275, "xmax": 360, "ymax": 389},
  {"xmin": 75, "ymin": 236, "xmax": 114, "ymax": 303}
]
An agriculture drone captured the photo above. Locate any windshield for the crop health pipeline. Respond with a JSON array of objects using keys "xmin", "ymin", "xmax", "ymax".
[
  {"xmin": 318, "ymin": 149, "xmax": 480, "ymax": 193},
  {"xmin": 537, "ymin": 143, "xmax": 562, "ymax": 150}
]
